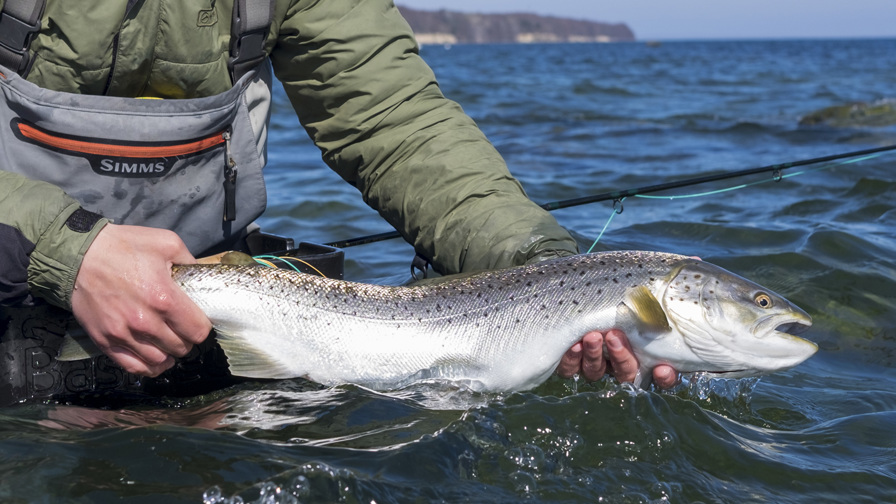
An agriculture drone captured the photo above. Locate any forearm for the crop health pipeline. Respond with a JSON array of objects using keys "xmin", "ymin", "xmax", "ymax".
[
  {"xmin": 271, "ymin": 0, "xmax": 577, "ymax": 274},
  {"xmin": 0, "ymin": 171, "xmax": 108, "ymax": 309}
]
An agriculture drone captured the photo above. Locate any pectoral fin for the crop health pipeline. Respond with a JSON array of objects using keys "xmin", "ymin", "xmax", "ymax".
[
  {"xmin": 633, "ymin": 365, "xmax": 654, "ymax": 390},
  {"xmin": 623, "ymin": 286, "xmax": 671, "ymax": 334},
  {"xmin": 57, "ymin": 327, "xmax": 102, "ymax": 361}
]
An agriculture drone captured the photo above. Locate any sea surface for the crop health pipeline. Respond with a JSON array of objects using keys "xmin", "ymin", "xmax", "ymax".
[{"xmin": 2, "ymin": 39, "xmax": 896, "ymax": 503}]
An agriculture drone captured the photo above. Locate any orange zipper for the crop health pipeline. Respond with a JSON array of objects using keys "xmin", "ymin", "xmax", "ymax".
[{"xmin": 15, "ymin": 121, "xmax": 226, "ymax": 158}]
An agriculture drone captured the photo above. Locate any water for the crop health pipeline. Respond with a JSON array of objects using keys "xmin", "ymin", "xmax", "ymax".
[{"xmin": 3, "ymin": 39, "xmax": 896, "ymax": 503}]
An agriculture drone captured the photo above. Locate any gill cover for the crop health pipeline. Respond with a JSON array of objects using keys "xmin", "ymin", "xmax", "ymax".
[{"xmin": 664, "ymin": 259, "xmax": 815, "ymax": 373}]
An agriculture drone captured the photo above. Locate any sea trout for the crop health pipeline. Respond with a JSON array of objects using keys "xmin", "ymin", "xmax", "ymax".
[{"xmin": 60, "ymin": 251, "xmax": 816, "ymax": 391}]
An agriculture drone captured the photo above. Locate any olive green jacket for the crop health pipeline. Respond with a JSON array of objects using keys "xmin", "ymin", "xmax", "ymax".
[{"xmin": 0, "ymin": 0, "xmax": 577, "ymax": 310}]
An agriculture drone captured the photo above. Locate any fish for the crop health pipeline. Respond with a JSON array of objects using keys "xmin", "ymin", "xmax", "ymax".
[{"xmin": 59, "ymin": 251, "xmax": 816, "ymax": 392}]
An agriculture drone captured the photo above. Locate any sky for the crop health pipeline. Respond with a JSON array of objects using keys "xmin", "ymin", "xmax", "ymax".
[{"xmin": 395, "ymin": 0, "xmax": 896, "ymax": 40}]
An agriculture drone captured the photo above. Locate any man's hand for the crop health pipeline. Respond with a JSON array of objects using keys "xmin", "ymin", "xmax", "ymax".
[
  {"xmin": 556, "ymin": 329, "xmax": 679, "ymax": 389},
  {"xmin": 70, "ymin": 224, "xmax": 212, "ymax": 377}
]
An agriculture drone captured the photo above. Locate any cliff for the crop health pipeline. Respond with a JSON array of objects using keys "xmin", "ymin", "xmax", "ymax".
[{"xmin": 396, "ymin": 6, "xmax": 635, "ymax": 45}]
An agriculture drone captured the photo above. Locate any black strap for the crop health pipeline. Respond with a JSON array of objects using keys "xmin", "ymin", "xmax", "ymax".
[
  {"xmin": 0, "ymin": 0, "xmax": 45, "ymax": 76},
  {"xmin": 229, "ymin": 0, "xmax": 273, "ymax": 83},
  {"xmin": 0, "ymin": 0, "xmax": 271, "ymax": 82}
]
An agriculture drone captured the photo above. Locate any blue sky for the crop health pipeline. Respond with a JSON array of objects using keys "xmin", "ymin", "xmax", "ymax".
[{"xmin": 396, "ymin": 1, "xmax": 896, "ymax": 40}]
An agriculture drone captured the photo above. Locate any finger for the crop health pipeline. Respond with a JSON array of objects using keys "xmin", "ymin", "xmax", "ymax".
[
  {"xmin": 106, "ymin": 344, "xmax": 175, "ymax": 377},
  {"xmin": 161, "ymin": 282, "xmax": 212, "ymax": 346},
  {"xmin": 580, "ymin": 331, "xmax": 607, "ymax": 381},
  {"xmin": 652, "ymin": 365, "xmax": 680, "ymax": 389},
  {"xmin": 556, "ymin": 341, "xmax": 583, "ymax": 378},
  {"xmin": 159, "ymin": 229, "xmax": 200, "ymax": 266},
  {"xmin": 117, "ymin": 305, "xmax": 198, "ymax": 358},
  {"xmin": 137, "ymin": 324, "xmax": 196, "ymax": 359},
  {"xmin": 604, "ymin": 329, "xmax": 640, "ymax": 383},
  {"xmin": 154, "ymin": 228, "xmax": 208, "ymax": 341}
]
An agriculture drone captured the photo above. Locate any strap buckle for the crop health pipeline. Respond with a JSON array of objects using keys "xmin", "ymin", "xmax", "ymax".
[
  {"xmin": 0, "ymin": 10, "xmax": 41, "ymax": 73},
  {"xmin": 228, "ymin": 28, "xmax": 267, "ymax": 82}
]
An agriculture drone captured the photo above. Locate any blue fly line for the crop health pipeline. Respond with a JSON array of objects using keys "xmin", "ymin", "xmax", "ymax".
[{"xmin": 585, "ymin": 152, "xmax": 886, "ymax": 253}]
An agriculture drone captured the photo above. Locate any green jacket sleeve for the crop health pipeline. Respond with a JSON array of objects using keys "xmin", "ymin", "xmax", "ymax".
[
  {"xmin": 0, "ymin": 171, "xmax": 108, "ymax": 309},
  {"xmin": 269, "ymin": 0, "xmax": 578, "ymax": 274}
]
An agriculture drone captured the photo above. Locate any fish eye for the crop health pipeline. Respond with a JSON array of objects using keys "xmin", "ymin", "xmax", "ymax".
[{"xmin": 754, "ymin": 293, "xmax": 773, "ymax": 309}]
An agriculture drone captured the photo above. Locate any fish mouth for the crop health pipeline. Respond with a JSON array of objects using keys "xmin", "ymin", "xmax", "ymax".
[
  {"xmin": 775, "ymin": 320, "xmax": 812, "ymax": 336},
  {"xmin": 744, "ymin": 312, "xmax": 817, "ymax": 370},
  {"xmin": 752, "ymin": 311, "xmax": 813, "ymax": 339}
]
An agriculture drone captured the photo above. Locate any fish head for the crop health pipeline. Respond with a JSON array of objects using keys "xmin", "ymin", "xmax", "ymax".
[{"xmin": 661, "ymin": 259, "xmax": 816, "ymax": 377}]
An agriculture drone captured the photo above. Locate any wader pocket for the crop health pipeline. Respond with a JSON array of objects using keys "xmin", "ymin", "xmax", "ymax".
[
  {"xmin": 14, "ymin": 119, "xmax": 226, "ymax": 178},
  {"xmin": 1, "ymin": 63, "xmax": 271, "ymax": 254},
  {"xmin": 12, "ymin": 119, "xmax": 242, "ymax": 222}
]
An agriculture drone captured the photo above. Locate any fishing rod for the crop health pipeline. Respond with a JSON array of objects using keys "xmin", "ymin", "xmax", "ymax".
[{"xmin": 326, "ymin": 143, "xmax": 896, "ymax": 249}]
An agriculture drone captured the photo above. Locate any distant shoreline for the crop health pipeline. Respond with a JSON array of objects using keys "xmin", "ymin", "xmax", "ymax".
[
  {"xmin": 397, "ymin": 5, "xmax": 635, "ymax": 44},
  {"xmin": 414, "ymin": 36, "xmax": 896, "ymax": 46}
]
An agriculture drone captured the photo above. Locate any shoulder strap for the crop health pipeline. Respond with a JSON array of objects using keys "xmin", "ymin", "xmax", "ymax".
[
  {"xmin": 229, "ymin": 0, "xmax": 274, "ymax": 84},
  {"xmin": 0, "ymin": 0, "xmax": 45, "ymax": 76},
  {"xmin": 0, "ymin": 0, "xmax": 271, "ymax": 82}
]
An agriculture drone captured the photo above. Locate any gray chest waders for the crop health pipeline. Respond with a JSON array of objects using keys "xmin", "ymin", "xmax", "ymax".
[{"xmin": 0, "ymin": 0, "xmax": 285, "ymax": 405}]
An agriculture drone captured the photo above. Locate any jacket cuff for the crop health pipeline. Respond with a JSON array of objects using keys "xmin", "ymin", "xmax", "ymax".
[{"xmin": 28, "ymin": 204, "xmax": 109, "ymax": 310}]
